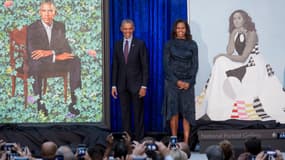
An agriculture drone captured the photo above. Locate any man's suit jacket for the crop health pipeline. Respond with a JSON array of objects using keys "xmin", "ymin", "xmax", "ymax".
[
  {"xmin": 112, "ymin": 38, "xmax": 149, "ymax": 94},
  {"xmin": 27, "ymin": 20, "xmax": 72, "ymax": 63}
]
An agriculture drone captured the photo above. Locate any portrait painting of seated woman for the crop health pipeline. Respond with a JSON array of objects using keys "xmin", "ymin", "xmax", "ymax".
[{"xmin": 196, "ymin": 9, "xmax": 285, "ymax": 123}]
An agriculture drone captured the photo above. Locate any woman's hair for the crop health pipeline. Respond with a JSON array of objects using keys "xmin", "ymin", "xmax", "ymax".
[
  {"xmin": 219, "ymin": 140, "xmax": 235, "ymax": 160},
  {"xmin": 113, "ymin": 141, "xmax": 129, "ymax": 159},
  {"xmin": 229, "ymin": 9, "xmax": 256, "ymax": 33},
  {"xmin": 87, "ymin": 144, "xmax": 106, "ymax": 160},
  {"xmin": 244, "ymin": 137, "xmax": 262, "ymax": 155},
  {"xmin": 171, "ymin": 19, "xmax": 192, "ymax": 40}
]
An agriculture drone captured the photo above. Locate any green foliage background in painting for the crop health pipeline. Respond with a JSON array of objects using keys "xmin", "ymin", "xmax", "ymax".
[{"xmin": 0, "ymin": 0, "xmax": 103, "ymax": 123}]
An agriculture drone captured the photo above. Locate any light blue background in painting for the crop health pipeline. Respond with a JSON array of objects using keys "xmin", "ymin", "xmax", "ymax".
[{"xmin": 188, "ymin": 0, "xmax": 285, "ymax": 94}]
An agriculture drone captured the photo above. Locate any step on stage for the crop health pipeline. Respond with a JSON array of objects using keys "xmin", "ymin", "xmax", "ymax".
[
  {"xmin": 194, "ymin": 119, "xmax": 285, "ymax": 153},
  {"xmin": 198, "ymin": 128, "xmax": 285, "ymax": 152}
]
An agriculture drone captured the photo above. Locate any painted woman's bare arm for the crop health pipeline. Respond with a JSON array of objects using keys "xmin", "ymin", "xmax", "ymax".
[
  {"xmin": 225, "ymin": 31, "xmax": 257, "ymax": 62},
  {"xmin": 213, "ymin": 29, "xmax": 237, "ymax": 63},
  {"xmin": 226, "ymin": 29, "xmax": 238, "ymax": 55}
]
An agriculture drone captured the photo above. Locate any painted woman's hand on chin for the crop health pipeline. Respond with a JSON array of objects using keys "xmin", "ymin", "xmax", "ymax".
[{"xmin": 237, "ymin": 27, "xmax": 247, "ymax": 33}]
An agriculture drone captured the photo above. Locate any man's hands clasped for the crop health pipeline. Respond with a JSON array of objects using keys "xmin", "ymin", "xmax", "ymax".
[{"xmin": 31, "ymin": 50, "xmax": 74, "ymax": 61}]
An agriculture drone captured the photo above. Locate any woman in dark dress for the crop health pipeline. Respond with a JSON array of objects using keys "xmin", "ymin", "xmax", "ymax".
[{"xmin": 163, "ymin": 19, "xmax": 199, "ymax": 144}]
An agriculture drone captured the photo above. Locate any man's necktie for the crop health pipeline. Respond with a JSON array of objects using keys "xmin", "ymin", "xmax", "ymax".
[{"xmin": 124, "ymin": 40, "xmax": 129, "ymax": 64}]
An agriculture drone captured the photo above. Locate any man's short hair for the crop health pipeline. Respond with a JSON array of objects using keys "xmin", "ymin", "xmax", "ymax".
[
  {"xmin": 120, "ymin": 19, "xmax": 135, "ymax": 28},
  {"xmin": 40, "ymin": 0, "xmax": 57, "ymax": 11}
]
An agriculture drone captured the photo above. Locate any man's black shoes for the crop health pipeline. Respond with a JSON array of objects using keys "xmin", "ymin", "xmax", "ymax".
[
  {"xmin": 38, "ymin": 102, "xmax": 48, "ymax": 116},
  {"xmin": 68, "ymin": 102, "xmax": 80, "ymax": 115}
]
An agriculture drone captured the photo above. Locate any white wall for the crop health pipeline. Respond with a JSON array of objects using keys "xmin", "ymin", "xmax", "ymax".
[{"xmin": 188, "ymin": 0, "xmax": 285, "ymax": 94}]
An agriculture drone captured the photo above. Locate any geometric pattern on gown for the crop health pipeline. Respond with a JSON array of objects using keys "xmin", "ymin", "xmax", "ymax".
[
  {"xmin": 230, "ymin": 97, "xmax": 272, "ymax": 121},
  {"xmin": 266, "ymin": 64, "xmax": 274, "ymax": 77}
]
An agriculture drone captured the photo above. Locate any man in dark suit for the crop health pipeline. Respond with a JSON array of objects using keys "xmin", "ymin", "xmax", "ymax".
[
  {"xmin": 27, "ymin": 0, "xmax": 81, "ymax": 116},
  {"xmin": 111, "ymin": 19, "xmax": 149, "ymax": 141}
]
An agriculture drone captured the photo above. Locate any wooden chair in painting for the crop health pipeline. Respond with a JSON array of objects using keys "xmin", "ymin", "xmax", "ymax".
[{"xmin": 9, "ymin": 26, "xmax": 68, "ymax": 107}]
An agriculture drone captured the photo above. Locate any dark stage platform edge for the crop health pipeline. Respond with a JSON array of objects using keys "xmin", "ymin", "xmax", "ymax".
[
  {"xmin": 0, "ymin": 124, "xmax": 110, "ymax": 156},
  {"xmin": 1, "ymin": 119, "xmax": 285, "ymax": 156},
  {"xmin": 198, "ymin": 128, "xmax": 285, "ymax": 153},
  {"xmin": 193, "ymin": 119, "xmax": 285, "ymax": 154}
]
